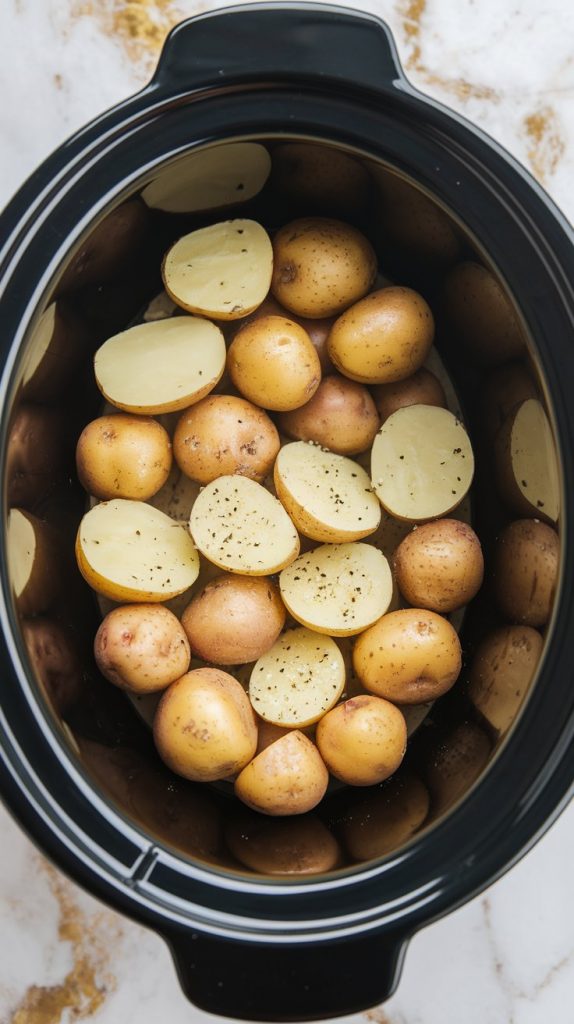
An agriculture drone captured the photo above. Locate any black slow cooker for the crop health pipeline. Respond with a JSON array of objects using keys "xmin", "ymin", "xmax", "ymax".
[{"xmin": 0, "ymin": 3, "xmax": 573, "ymax": 1020}]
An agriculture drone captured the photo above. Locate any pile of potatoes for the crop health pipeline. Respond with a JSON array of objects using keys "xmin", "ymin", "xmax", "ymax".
[{"xmin": 73, "ymin": 207, "xmax": 524, "ymax": 819}]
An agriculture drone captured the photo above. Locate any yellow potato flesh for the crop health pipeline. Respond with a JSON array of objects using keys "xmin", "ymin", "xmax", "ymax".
[
  {"xmin": 142, "ymin": 143, "xmax": 271, "ymax": 213},
  {"xmin": 249, "ymin": 627, "xmax": 345, "ymax": 727}
]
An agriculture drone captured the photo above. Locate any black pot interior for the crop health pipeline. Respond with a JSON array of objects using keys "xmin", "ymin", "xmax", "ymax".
[{"xmin": 4, "ymin": 137, "xmax": 561, "ymax": 877}]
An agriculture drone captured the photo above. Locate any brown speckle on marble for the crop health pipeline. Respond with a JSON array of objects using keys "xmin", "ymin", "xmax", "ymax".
[
  {"xmin": 523, "ymin": 105, "xmax": 566, "ymax": 182},
  {"xmin": 72, "ymin": 1, "xmax": 194, "ymax": 68}
]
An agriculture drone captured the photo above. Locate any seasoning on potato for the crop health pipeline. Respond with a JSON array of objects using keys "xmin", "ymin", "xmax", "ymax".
[
  {"xmin": 493, "ymin": 518, "xmax": 559, "ymax": 627},
  {"xmin": 468, "ymin": 625, "xmax": 543, "ymax": 734},
  {"xmin": 280, "ymin": 543, "xmax": 393, "ymax": 636},
  {"xmin": 278, "ymin": 375, "xmax": 379, "ymax": 455},
  {"xmin": 173, "ymin": 395, "xmax": 280, "ymax": 484},
  {"xmin": 371, "ymin": 405, "xmax": 474, "ymax": 521},
  {"xmin": 316, "ymin": 695, "xmax": 407, "ymax": 786},
  {"xmin": 373, "ymin": 366, "xmax": 446, "ymax": 423},
  {"xmin": 190, "ymin": 475, "xmax": 299, "ymax": 575},
  {"xmin": 153, "ymin": 668, "xmax": 258, "ymax": 782},
  {"xmin": 225, "ymin": 811, "xmax": 340, "ymax": 875},
  {"xmin": 494, "ymin": 397, "xmax": 560, "ymax": 523},
  {"xmin": 76, "ymin": 499, "xmax": 200, "ymax": 602},
  {"xmin": 442, "ymin": 261, "xmax": 524, "ymax": 366},
  {"xmin": 76, "ymin": 413, "xmax": 172, "ymax": 500},
  {"xmin": 271, "ymin": 217, "xmax": 376, "ymax": 318},
  {"xmin": 95, "ymin": 604, "xmax": 190, "ymax": 693},
  {"xmin": 228, "ymin": 315, "xmax": 321, "ymax": 411},
  {"xmin": 393, "ymin": 519, "xmax": 484, "ymax": 613},
  {"xmin": 94, "ymin": 317, "xmax": 226, "ymax": 414},
  {"xmin": 249, "ymin": 627, "xmax": 345, "ymax": 727},
  {"xmin": 274, "ymin": 441, "xmax": 381, "ymax": 542},
  {"xmin": 162, "ymin": 219, "xmax": 273, "ymax": 320},
  {"xmin": 234, "ymin": 730, "xmax": 329, "ymax": 815},
  {"xmin": 327, "ymin": 286, "xmax": 434, "ymax": 384},
  {"xmin": 181, "ymin": 575, "xmax": 285, "ymax": 665},
  {"xmin": 353, "ymin": 608, "xmax": 462, "ymax": 704}
]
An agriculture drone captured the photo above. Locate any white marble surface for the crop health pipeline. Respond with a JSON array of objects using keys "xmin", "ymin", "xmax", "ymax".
[{"xmin": 0, "ymin": 1, "xmax": 573, "ymax": 1022}]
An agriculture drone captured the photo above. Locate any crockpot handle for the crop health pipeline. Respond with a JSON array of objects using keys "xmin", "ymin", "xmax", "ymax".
[
  {"xmin": 152, "ymin": 2, "xmax": 405, "ymax": 94},
  {"xmin": 165, "ymin": 927, "xmax": 407, "ymax": 1021}
]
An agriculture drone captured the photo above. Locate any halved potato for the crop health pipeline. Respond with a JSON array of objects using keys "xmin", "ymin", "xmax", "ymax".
[
  {"xmin": 249, "ymin": 627, "xmax": 345, "ymax": 727},
  {"xmin": 162, "ymin": 219, "xmax": 273, "ymax": 320},
  {"xmin": 274, "ymin": 442, "xmax": 380, "ymax": 542},
  {"xmin": 76, "ymin": 499, "xmax": 199, "ymax": 602},
  {"xmin": 189, "ymin": 475, "xmax": 299, "ymax": 575},
  {"xmin": 371, "ymin": 405, "xmax": 474, "ymax": 521},
  {"xmin": 142, "ymin": 143, "xmax": 271, "ymax": 213},
  {"xmin": 280, "ymin": 542, "xmax": 393, "ymax": 637},
  {"xmin": 94, "ymin": 317, "xmax": 226, "ymax": 414},
  {"xmin": 7, "ymin": 509, "xmax": 60, "ymax": 615},
  {"xmin": 494, "ymin": 398, "xmax": 560, "ymax": 523}
]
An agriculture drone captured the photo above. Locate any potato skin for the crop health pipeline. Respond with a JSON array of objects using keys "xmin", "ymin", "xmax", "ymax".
[
  {"xmin": 468, "ymin": 625, "xmax": 543, "ymax": 734},
  {"xmin": 425, "ymin": 721, "xmax": 491, "ymax": 813},
  {"xmin": 316, "ymin": 695, "xmax": 407, "ymax": 786},
  {"xmin": 481, "ymin": 361, "xmax": 537, "ymax": 443},
  {"xmin": 393, "ymin": 519, "xmax": 484, "ymax": 613},
  {"xmin": 181, "ymin": 575, "xmax": 286, "ymax": 665},
  {"xmin": 95, "ymin": 604, "xmax": 190, "ymax": 693},
  {"xmin": 225, "ymin": 811, "xmax": 340, "ymax": 875},
  {"xmin": 234, "ymin": 730, "xmax": 328, "ymax": 815},
  {"xmin": 493, "ymin": 519, "xmax": 559, "ymax": 627},
  {"xmin": 442, "ymin": 261, "xmax": 524, "ymax": 366},
  {"xmin": 226, "ymin": 294, "xmax": 335, "ymax": 373},
  {"xmin": 373, "ymin": 367, "xmax": 446, "ymax": 422},
  {"xmin": 76, "ymin": 413, "xmax": 172, "ymax": 500},
  {"xmin": 328, "ymin": 287, "xmax": 434, "ymax": 384},
  {"xmin": 271, "ymin": 217, "xmax": 376, "ymax": 319},
  {"xmin": 154, "ymin": 668, "xmax": 258, "ymax": 782},
  {"xmin": 228, "ymin": 315, "xmax": 321, "ymax": 411},
  {"xmin": 353, "ymin": 609, "xmax": 462, "ymax": 704},
  {"xmin": 271, "ymin": 143, "xmax": 371, "ymax": 216},
  {"xmin": 173, "ymin": 395, "xmax": 279, "ymax": 484},
  {"xmin": 278, "ymin": 375, "xmax": 380, "ymax": 455},
  {"xmin": 22, "ymin": 617, "xmax": 83, "ymax": 714},
  {"xmin": 340, "ymin": 772, "xmax": 430, "ymax": 859}
]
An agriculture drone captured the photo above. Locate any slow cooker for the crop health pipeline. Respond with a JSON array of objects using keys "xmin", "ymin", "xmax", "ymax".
[{"xmin": 0, "ymin": 3, "xmax": 573, "ymax": 1020}]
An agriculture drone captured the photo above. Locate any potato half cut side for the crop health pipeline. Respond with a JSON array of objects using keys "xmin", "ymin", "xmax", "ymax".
[
  {"xmin": 94, "ymin": 317, "xmax": 226, "ymax": 414},
  {"xmin": 274, "ymin": 441, "xmax": 381, "ymax": 542},
  {"xmin": 371, "ymin": 405, "xmax": 474, "ymax": 521},
  {"xmin": 7, "ymin": 508, "xmax": 60, "ymax": 615},
  {"xmin": 142, "ymin": 143, "xmax": 271, "ymax": 213},
  {"xmin": 280, "ymin": 542, "xmax": 393, "ymax": 636},
  {"xmin": 189, "ymin": 475, "xmax": 299, "ymax": 575},
  {"xmin": 249, "ymin": 627, "xmax": 345, "ymax": 727},
  {"xmin": 495, "ymin": 398, "xmax": 560, "ymax": 523},
  {"xmin": 162, "ymin": 219, "xmax": 273, "ymax": 320},
  {"xmin": 76, "ymin": 499, "xmax": 199, "ymax": 602}
]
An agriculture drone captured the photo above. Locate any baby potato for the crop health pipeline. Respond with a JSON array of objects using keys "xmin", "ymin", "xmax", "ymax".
[
  {"xmin": 278, "ymin": 375, "xmax": 379, "ymax": 455},
  {"xmin": 249, "ymin": 627, "xmax": 345, "ymax": 727},
  {"xmin": 373, "ymin": 366, "xmax": 446, "ymax": 422},
  {"xmin": 57, "ymin": 199, "xmax": 149, "ymax": 295},
  {"xmin": 271, "ymin": 217, "xmax": 376, "ymax": 319},
  {"xmin": 393, "ymin": 519, "xmax": 484, "ymax": 613},
  {"xmin": 227, "ymin": 294, "xmax": 336, "ymax": 373},
  {"xmin": 22, "ymin": 617, "xmax": 83, "ymax": 714},
  {"xmin": 494, "ymin": 398, "xmax": 560, "ymax": 523},
  {"xmin": 442, "ymin": 261, "xmax": 525, "ymax": 366},
  {"xmin": 76, "ymin": 413, "xmax": 172, "ymax": 501},
  {"xmin": 468, "ymin": 625, "xmax": 543, "ymax": 734},
  {"xmin": 142, "ymin": 143, "xmax": 271, "ymax": 214},
  {"xmin": 316, "ymin": 695, "xmax": 407, "ymax": 786},
  {"xmin": 173, "ymin": 395, "xmax": 279, "ymax": 484},
  {"xmin": 353, "ymin": 608, "xmax": 462, "ymax": 704},
  {"xmin": 271, "ymin": 143, "xmax": 371, "ymax": 216},
  {"xmin": 425, "ymin": 721, "xmax": 491, "ymax": 814},
  {"xmin": 94, "ymin": 604, "xmax": 190, "ymax": 693},
  {"xmin": 328, "ymin": 287, "xmax": 434, "ymax": 384},
  {"xmin": 7, "ymin": 509, "xmax": 61, "ymax": 616},
  {"xmin": 181, "ymin": 575, "xmax": 285, "ymax": 665},
  {"xmin": 275, "ymin": 442, "xmax": 380, "ymax": 542},
  {"xmin": 228, "ymin": 315, "xmax": 321, "ymax": 411},
  {"xmin": 373, "ymin": 169, "xmax": 460, "ymax": 270},
  {"xmin": 493, "ymin": 519, "xmax": 559, "ymax": 627},
  {"xmin": 153, "ymin": 668, "xmax": 257, "ymax": 782},
  {"xmin": 234, "ymin": 730, "xmax": 329, "ymax": 815},
  {"xmin": 225, "ymin": 811, "xmax": 340, "ymax": 875},
  {"xmin": 340, "ymin": 772, "xmax": 430, "ymax": 860}
]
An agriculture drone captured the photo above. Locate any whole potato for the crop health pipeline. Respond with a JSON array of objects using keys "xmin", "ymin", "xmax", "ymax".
[
  {"xmin": 374, "ymin": 169, "xmax": 460, "ymax": 270},
  {"xmin": 22, "ymin": 617, "xmax": 83, "ymax": 714},
  {"xmin": 468, "ymin": 625, "xmax": 543, "ymax": 734},
  {"xmin": 328, "ymin": 287, "xmax": 434, "ymax": 384},
  {"xmin": 6, "ymin": 404, "xmax": 65, "ymax": 508},
  {"xmin": 271, "ymin": 143, "xmax": 371, "ymax": 216},
  {"xmin": 442, "ymin": 261, "xmax": 524, "ymax": 366},
  {"xmin": 154, "ymin": 668, "xmax": 258, "ymax": 782},
  {"xmin": 225, "ymin": 810, "xmax": 340, "ymax": 875},
  {"xmin": 373, "ymin": 366, "xmax": 446, "ymax": 422},
  {"xmin": 493, "ymin": 519, "xmax": 559, "ymax": 627},
  {"xmin": 278, "ymin": 375, "xmax": 379, "ymax": 455},
  {"xmin": 173, "ymin": 395, "xmax": 279, "ymax": 484},
  {"xmin": 271, "ymin": 217, "xmax": 376, "ymax": 318},
  {"xmin": 234, "ymin": 730, "xmax": 328, "ymax": 815},
  {"xmin": 316, "ymin": 695, "xmax": 407, "ymax": 786},
  {"xmin": 425, "ymin": 721, "xmax": 491, "ymax": 813},
  {"xmin": 56, "ymin": 199, "xmax": 149, "ymax": 295},
  {"xmin": 228, "ymin": 315, "xmax": 321, "ymax": 411},
  {"xmin": 340, "ymin": 772, "xmax": 430, "ymax": 860},
  {"xmin": 95, "ymin": 604, "xmax": 190, "ymax": 693},
  {"xmin": 181, "ymin": 574, "xmax": 285, "ymax": 665},
  {"xmin": 76, "ymin": 413, "xmax": 172, "ymax": 500},
  {"xmin": 393, "ymin": 519, "xmax": 484, "ymax": 613},
  {"xmin": 353, "ymin": 609, "xmax": 462, "ymax": 704},
  {"xmin": 227, "ymin": 294, "xmax": 335, "ymax": 373}
]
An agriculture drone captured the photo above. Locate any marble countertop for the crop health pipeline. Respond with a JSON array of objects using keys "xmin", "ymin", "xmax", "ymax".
[{"xmin": 0, "ymin": 1, "xmax": 573, "ymax": 1022}]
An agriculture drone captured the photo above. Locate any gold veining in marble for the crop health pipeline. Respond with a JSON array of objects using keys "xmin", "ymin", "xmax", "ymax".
[{"xmin": 523, "ymin": 105, "xmax": 566, "ymax": 182}]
